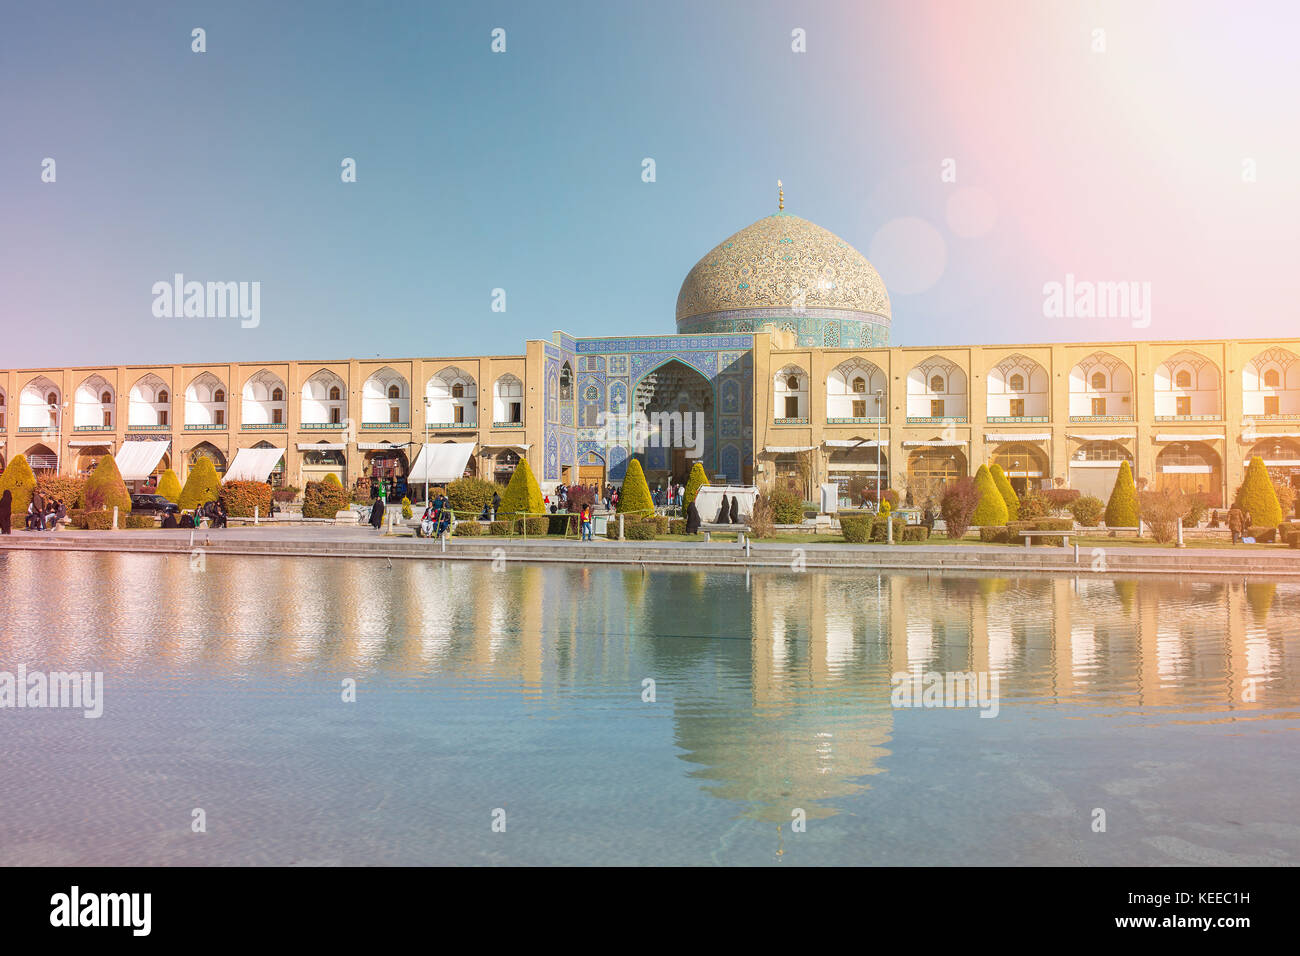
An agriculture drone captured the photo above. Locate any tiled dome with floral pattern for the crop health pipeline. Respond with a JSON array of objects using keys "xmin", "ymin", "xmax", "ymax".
[{"xmin": 675, "ymin": 213, "xmax": 891, "ymax": 346}]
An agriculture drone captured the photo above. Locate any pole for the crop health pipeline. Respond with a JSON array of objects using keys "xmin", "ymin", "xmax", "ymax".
[{"xmin": 876, "ymin": 389, "xmax": 882, "ymax": 507}]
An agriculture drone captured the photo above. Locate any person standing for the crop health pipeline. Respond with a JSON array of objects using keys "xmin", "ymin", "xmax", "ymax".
[
  {"xmin": 491, "ymin": 491, "xmax": 500, "ymax": 521},
  {"xmin": 1227, "ymin": 505, "xmax": 1245, "ymax": 544},
  {"xmin": 580, "ymin": 503, "xmax": 592, "ymax": 541},
  {"xmin": 0, "ymin": 490, "xmax": 11, "ymax": 535}
]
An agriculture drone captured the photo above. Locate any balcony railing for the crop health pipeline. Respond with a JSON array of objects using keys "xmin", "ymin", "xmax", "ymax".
[
  {"xmin": 17, "ymin": 426, "xmax": 50, "ymax": 433},
  {"xmin": 1154, "ymin": 414, "xmax": 1222, "ymax": 422},
  {"xmin": 492, "ymin": 421, "xmax": 525, "ymax": 429},
  {"xmin": 72, "ymin": 424, "xmax": 113, "ymax": 432},
  {"xmin": 124, "ymin": 423, "xmax": 170, "ymax": 431},
  {"xmin": 906, "ymin": 416, "xmax": 968, "ymax": 424},
  {"xmin": 425, "ymin": 422, "xmax": 477, "ymax": 430},
  {"xmin": 241, "ymin": 422, "xmax": 286, "ymax": 430},
  {"xmin": 986, "ymin": 415, "xmax": 1050, "ymax": 423},
  {"xmin": 1069, "ymin": 415, "xmax": 1135, "ymax": 423},
  {"xmin": 362, "ymin": 422, "xmax": 410, "ymax": 430},
  {"xmin": 1253, "ymin": 413, "xmax": 1300, "ymax": 422},
  {"xmin": 827, "ymin": 416, "xmax": 886, "ymax": 425},
  {"xmin": 301, "ymin": 422, "xmax": 346, "ymax": 430},
  {"xmin": 184, "ymin": 423, "xmax": 227, "ymax": 431},
  {"xmin": 773, "ymin": 417, "xmax": 809, "ymax": 425}
]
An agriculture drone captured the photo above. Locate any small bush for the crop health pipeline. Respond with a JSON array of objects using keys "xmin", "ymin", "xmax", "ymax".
[
  {"xmin": 66, "ymin": 509, "xmax": 87, "ymax": 529},
  {"xmin": 646, "ymin": 515, "xmax": 669, "ymax": 534},
  {"xmin": 1182, "ymin": 492, "xmax": 1211, "ymax": 528},
  {"xmin": 1032, "ymin": 517, "xmax": 1073, "ymax": 546},
  {"xmin": 37, "ymin": 475, "xmax": 87, "ymax": 510},
  {"xmin": 220, "ymin": 480, "xmax": 273, "ymax": 518},
  {"xmin": 624, "ymin": 521, "xmax": 656, "ymax": 541},
  {"xmin": 302, "ymin": 479, "xmax": 350, "ymax": 518},
  {"xmin": 488, "ymin": 520, "xmax": 514, "ymax": 536},
  {"xmin": 1016, "ymin": 493, "xmax": 1049, "ymax": 520},
  {"xmin": 940, "ymin": 476, "xmax": 980, "ymax": 540},
  {"xmin": 902, "ymin": 524, "xmax": 929, "ymax": 542},
  {"xmin": 1138, "ymin": 488, "xmax": 1187, "ymax": 544},
  {"xmin": 453, "ymin": 521, "xmax": 485, "ymax": 536},
  {"xmin": 669, "ymin": 518, "xmax": 687, "ymax": 535},
  {"xmin": 447, "ymin": 477, "xmax": 505, "ymax": 517},
  {"xmin": 768, "ymin": 487, "xmax": 804, "ymax": 524},
  {"xmin": 1006, "ymin": 520, "xmax": 1036, "ymax": 545},
  {"xmin": 881, "ymin": 488, "xmax": 900, "ymax": 509},
  {"xmin": 1042, "ymin": 488, "xmax": 1082, "ymax": 511},
  {"xmin": 85, "ymin": 510, "xmax": 114, "ymax": 530},
  {"xmin": 513, "ymin": 516, "xmax": 550, "ymax": 535},
  {"xmin": 840, "ymin": 514, "xmax": 872, "ymax": 543},
  {"xmin": 272, "ymin": 486, "xmax": 299, "ymax": 503},
  {"xmin": 125, "ymin": 514, "xmax": 156, "ymax": 529},
  {"xmin": 870, "ymin": 516, "xmax": 906, "ymax": 542},
  {"xmin": 979, "ymin": 526, "xmax": 1009, "ymax": 543},
  {"xmin": 1068, "ymin": 495, "xmax": 1105, "ymax": 527},
  {"xmin": 747, "ymin": 495, "xmax": 775, "ymax": 538}
]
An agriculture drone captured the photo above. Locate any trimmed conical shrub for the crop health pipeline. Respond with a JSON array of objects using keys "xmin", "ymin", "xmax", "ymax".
[
  {"xmin": 970, "ymin": 464, "xmax": 1009, "ymax": 526},
  {"xmin": 990, "ymin": 463, "xmax": 1020, "ymax": 520},
  {"xmin": 498, "ymin": 456, "xmax": 544, "ymax": 517},
  {"xmin": 178, "ymin": 457, "xmax": 221, "ymax": 510},
  {"xmin": 83, "ymin": 455, "xmax": 132, "ymax": 513},
  {"xmin": 156, "ymin": 468, "xmax": 182, "ymax": 503},
  {"xmin": 1233, "ymin": 456, "xmax": 1282, "ymax": 528},
  {"xmin": 0, "ymin": 454, "xmax": 38, "ymax": 519},
  {"xmin": 617, "ymin": 458, "xmax": 654, "ymax": 515},
  {"xmin": 324, "ymin": 472, "xmax": 344, "ymax": 489},
  {"xmin": 682, "ymin": 460, "xmax": 707, "ymax": 513},
  {"xmin": 1104, "ymin": 460, "xmax": 1140, "ymax": 528}
]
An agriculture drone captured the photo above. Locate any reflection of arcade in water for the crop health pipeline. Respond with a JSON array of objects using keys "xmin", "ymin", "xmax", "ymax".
[{"xmin": 14, "ymin": 556, "xmax": 1298, "ymax": 824}]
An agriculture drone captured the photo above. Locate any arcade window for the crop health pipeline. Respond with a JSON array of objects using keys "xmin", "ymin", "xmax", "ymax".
[
  {"xmin": 1091, "ymin": 397, "xmax": 1105, "ymax": 416},
  {"xmin": 1009, "ymin": 398, "xmax": 1025, "ymax": 417},
  {"xmin": 931, "ymin": 399, "xmax": 944, "ymax": 417}
]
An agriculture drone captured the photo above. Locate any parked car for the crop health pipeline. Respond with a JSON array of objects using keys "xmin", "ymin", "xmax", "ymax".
[{"xmin": 130, "ymin": 493, "xmax": 180, "ymax": 515}]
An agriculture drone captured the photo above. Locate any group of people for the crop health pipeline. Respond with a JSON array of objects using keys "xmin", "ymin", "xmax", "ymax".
[
  {"xmin": 0, "ymin": 490, "xmax": 66, "ymax": 534},
  {"xmin": 419, "ymin": 493, "xmax": 455, "ymax": 538},
  {"xmin": 162, "ymin": 499, "xmax": 227, "ymax": 529}
]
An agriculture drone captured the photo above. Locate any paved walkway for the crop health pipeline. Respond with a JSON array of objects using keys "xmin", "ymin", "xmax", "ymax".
[{"xmin": 2, "ymin": 524, "xmax": 1298, "ymax": 578}]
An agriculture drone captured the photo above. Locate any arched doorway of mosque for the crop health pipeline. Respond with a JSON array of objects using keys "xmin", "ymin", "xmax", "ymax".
[{"xmin": 631, "ymin": 359, "xmax": 714, "ymax": 487}]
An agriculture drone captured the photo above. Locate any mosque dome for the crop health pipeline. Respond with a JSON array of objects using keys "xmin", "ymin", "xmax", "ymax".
[{"xmin": 675, "ymin": 202, "xmax": 890, "ymax": 348}]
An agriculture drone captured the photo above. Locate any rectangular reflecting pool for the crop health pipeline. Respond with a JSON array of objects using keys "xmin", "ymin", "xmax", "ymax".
[{"xmin": 1, "ymin": 550, "xmax": 1297, "ymax": 866}]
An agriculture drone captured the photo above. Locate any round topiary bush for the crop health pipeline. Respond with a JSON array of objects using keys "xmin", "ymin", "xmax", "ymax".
[
  {"xmin": 1104, "ymin": 460, "xmax": 1140, "ymax": 528},
  {"xmin": 178, "ymin": 457, "xmax": 221, "ymax": 510},
  {"xmin": 617, "ymin": 459, "xmax": 654, "ymax": 516},
  {"xmin": 0, "ymin": 454, "xmax": 39, "ymax": 519},
  {"xmin": 971, "ymin": 465, "xmax": 1009, "ymax": 526},
  {"xmin": 155, "ymin": 469, "xmax": 182, "ymax": 503},
  {"xmin": 446, "ymin": 477, "xmax": 505, "ymax": 517},
  {"xmin": 1068, "ymin": 495, "xmax": 1105, "ymax": 527},
  {"xmin": 302, "ymin": 479, "xmax": 350, "ymax": 518},
  {"xmin": 83, "ymin": 455, "xmax": 132, "ymax": 514}
]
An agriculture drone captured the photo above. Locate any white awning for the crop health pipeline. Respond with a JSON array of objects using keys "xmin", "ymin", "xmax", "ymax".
[
  {"xmin": 68, "ymin": 439, "xmax": 115, "ymax": 448},
  {"xmin": 823, "ymin": 439, "xmax": 885, "ymax": 448},
  {"xmin": 409, "ymin": 442, "xmax": 477, "ymax": 483},
  {"xmin": 1067, "ymin": 433, "xmax": 1134, "ymax": 441},
  {"xmin": 764, "ymin": 445, "xmax": 817, "ymax": 453},
  {"xmin": 114, "ymin": 440, "xmax": 171, "ymax": 481},
  {"xmin": 1154, "ymin": 434, "xmax": 1223, "ymax": 442},
  {"xmin": 296, "ymin": 442, "xmax": 347, "ymax": 451},
  {"xmin": 480, "ymin": 443, "xmax": 530, "ymax": 452},
  {"xmin": 902, "ymin": 439, "xmax": 968, "ymax": 447},
  {"xmin": 1241, "ymin": 432, "xmax": 1300, "ymax": 441},
  {"xmin": 224, "ymin": 447, "xmax": 285, "ymax": 482},
  {"xmin": 357, "ymin": 441, "xmax": 408, "ymax": 451},
  {"xmin": 985, "ymin": 433, "xmax": 1051, "ymax": 442},
  {"xmin": 1262, "ymin": 459, "xmax": 1300, "ymax": 466}
]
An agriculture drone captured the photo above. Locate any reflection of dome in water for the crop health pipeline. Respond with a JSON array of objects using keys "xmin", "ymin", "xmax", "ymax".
[{"xmin": 676, "ymin": 205, "xmax": 891, "ymax": 348}]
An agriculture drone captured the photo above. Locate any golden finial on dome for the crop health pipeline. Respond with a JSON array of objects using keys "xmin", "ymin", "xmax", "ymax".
[{"xmin": 777, "ymin": 179, "xmax": 784, "ymax": 211}]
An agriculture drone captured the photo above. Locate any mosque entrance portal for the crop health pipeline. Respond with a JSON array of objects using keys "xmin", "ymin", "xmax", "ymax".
[{"xmin": 632, "ymin": 360, "xmax": 714, "ymax": 486}]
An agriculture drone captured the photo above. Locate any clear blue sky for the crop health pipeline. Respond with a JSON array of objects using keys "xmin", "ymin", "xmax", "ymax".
[{"xmin": 2, "ymin": 0, "xmax": 1296, "ymax": 369}]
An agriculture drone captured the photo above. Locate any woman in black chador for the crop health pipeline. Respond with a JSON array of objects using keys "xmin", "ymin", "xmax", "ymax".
[
  {"xmin": 730, "ymin": 495, "xmax": 739, "ymax": 524},
  {"xmin": 685, "ymin": 500, "xmax": 702, "ymax": 534},
  {"xmin": 369, "ymin": 496, "xmax": 386, "ymax": 530},
  {"xmin": 0, "ymin": 490, "xmax": 11, "ymax": 535},
  {"xmin": 715, "ymin": 494, "xmax": 730, "ymax": 524}
]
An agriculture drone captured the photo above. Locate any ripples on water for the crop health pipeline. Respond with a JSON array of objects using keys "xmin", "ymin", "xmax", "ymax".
[{"xmin": 0, "ymin": 551, "xmax": 1297, "ymax": 866}]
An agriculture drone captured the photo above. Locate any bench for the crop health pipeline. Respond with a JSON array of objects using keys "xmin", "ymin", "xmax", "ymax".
[{"xmin": 1017, "ymin": 529, "xmax": 1077, "ymax": 548}]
